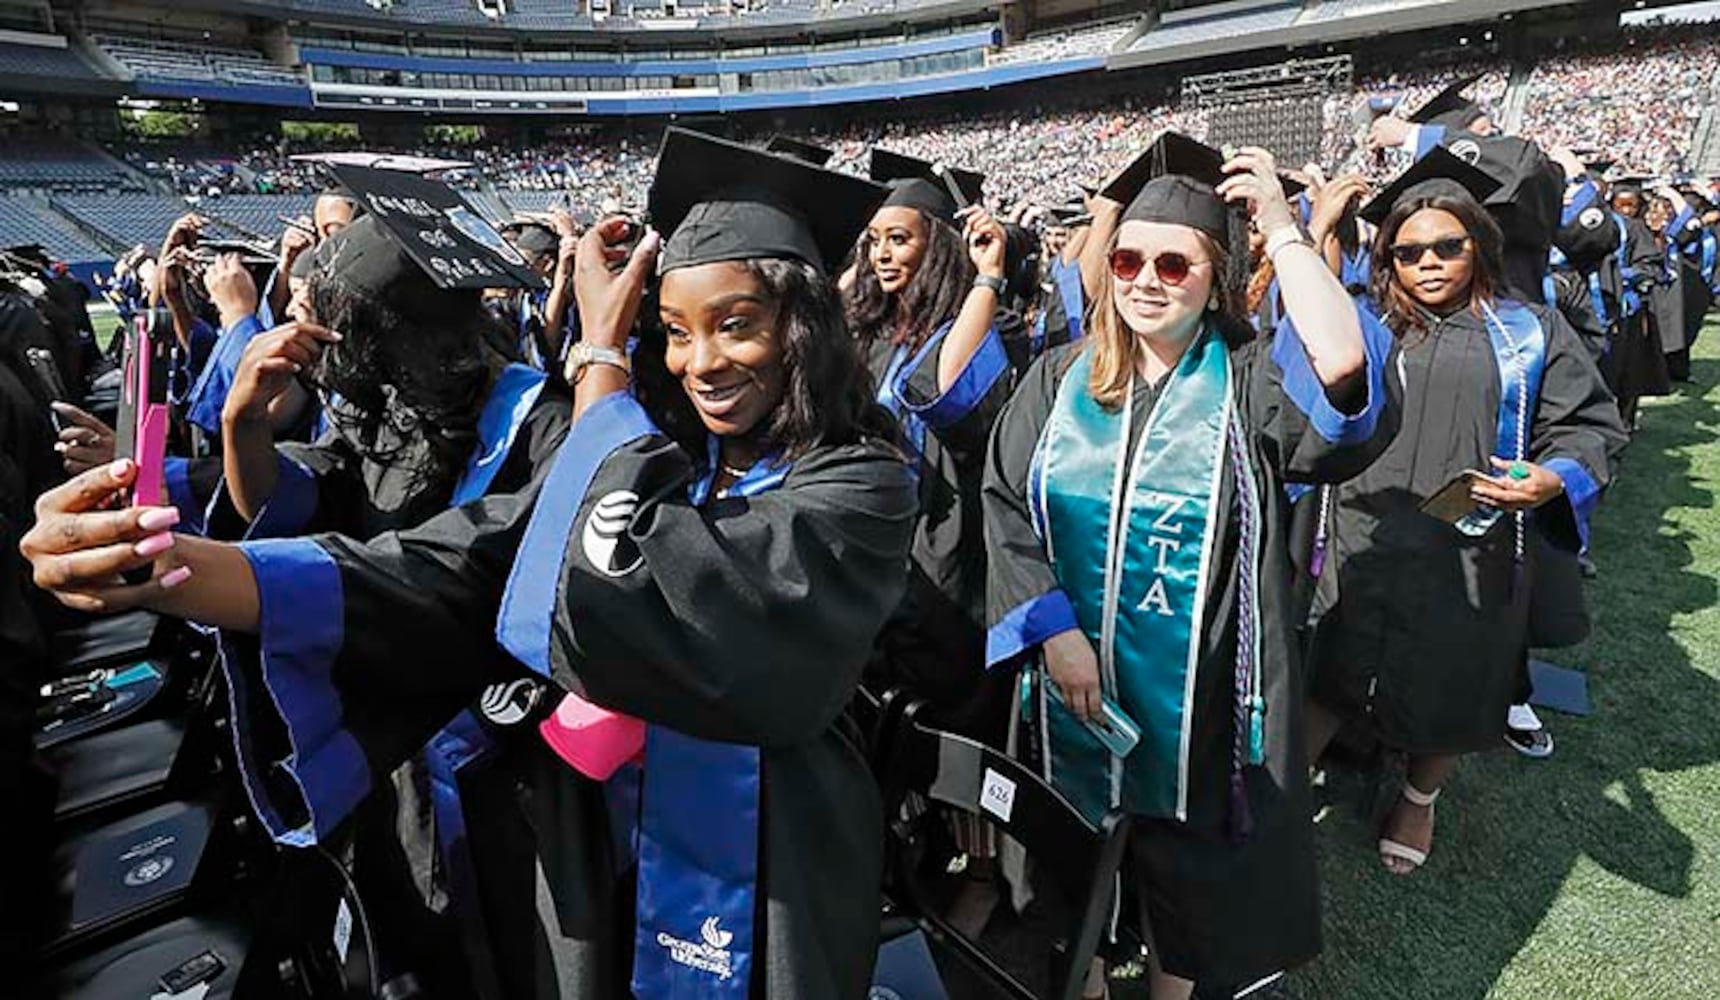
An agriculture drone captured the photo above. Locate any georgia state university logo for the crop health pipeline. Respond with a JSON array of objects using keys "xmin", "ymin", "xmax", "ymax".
[
  {"xmin": 1580, "ymin": 206, "xmax": 1606, "ymax": 230},
  {"xmin": 444, "ymin": 205, "xmax": 528, "ymax": 267},
  {"xmin": 1448, "ymin": 139, "xmax": 1482, "ymax": 166},
  {"xmin": 656, "ymin": 916, "xmax": 736, "ymax": 980},
  {"xmin": 582, "ymin": 490, "xmax": 643, "ymax": 577},
  {"xmin": 479, "ymin": 679, "xmax": 541, "ymax": 726}
]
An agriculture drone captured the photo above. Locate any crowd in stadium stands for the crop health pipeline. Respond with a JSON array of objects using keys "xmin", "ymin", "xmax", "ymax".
[
  {"xmin": 1518, "ymin": 28, "xmax": 1720, "ymax": 175},
  {"xmin": 4, "ymin": 21, "xmax": 1711, "ymax": 263}
]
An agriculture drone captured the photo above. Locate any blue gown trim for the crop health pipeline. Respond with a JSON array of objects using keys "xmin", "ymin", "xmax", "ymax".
[
  {"xmin": 1269, "ymin": 306, "xmax": 1391, "ymax": 446},
  {"xmin": 985, "ymin": 588, "xmax": 1080, "ymax": 669},
  {"xmin": 225, "ymin": 537, "xmax": 369, "ymax": 847}
]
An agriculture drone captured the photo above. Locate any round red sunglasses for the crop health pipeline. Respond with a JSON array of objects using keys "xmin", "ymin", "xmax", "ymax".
[{"xmin": 1108, "ymin": 248, "xmax": 1209, "ymax": 286}]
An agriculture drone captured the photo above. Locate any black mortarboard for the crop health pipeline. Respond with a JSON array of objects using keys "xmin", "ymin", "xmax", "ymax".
[
  {"xmin": 1410, "ymin": 73, "xmax": 1488, "ymax": 130},
  {"xmin": 324, "ymin": 163, "xmax": 544, "ymax": 291},
  {"xmin": 1358, "ymin": 146, "xmax": 1503, "ymax": 226},
  {"xmin": 4, "ymin": 244, "xmax": 50, "ymax": 270},
  {"xmin": 765, "ymin": 135, "xmax": 834, "ymax": 167},
  {"xmin": 311, "ymin": 214, "xmax": 486, "ymax": 326},
  {"xmin": 1098, "ymin": 132, "xmax": 1306, "ymax": 218},
  {"xmin": 649, "ymin": 127, "xmax": 888, "ymax": 276},
  {"xmin": 871, "ymin": 148, "xmax": 985, "ymax": 221}
]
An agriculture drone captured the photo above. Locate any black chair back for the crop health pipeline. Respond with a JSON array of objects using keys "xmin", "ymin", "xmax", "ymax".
[{"xmin": 880, "ymin": 701, "xmax": 1130, "ymax": 1000}]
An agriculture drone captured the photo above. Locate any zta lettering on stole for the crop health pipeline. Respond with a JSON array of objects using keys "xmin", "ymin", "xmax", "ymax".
[{"xmin": 1137, "ymin": 492, "xmax": 1189, "ymax": 618}]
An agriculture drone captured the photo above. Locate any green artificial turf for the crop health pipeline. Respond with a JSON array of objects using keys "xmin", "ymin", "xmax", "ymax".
[{"xmin": 1293, "ymin": 324, "xmax": 1720, "ymax": 1000}]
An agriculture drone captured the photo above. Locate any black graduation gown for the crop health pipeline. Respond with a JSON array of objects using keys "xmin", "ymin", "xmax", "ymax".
[
  {"xmin": 862, "ymin": 312, "xmax": 1022, "ymax": 743},
  {"xmin": 0, "ymin": 357, "xmax": 59, "ymax": 963},
  {"xmin": 1309, "ymin": 302, "xmax": 1625, "ymax": 754},
  {"xmin": 222, "ymin": 401, "xmax": 915, "ymax": 999},
  {"xmin": 983, "ymin": 315, "xmax": 1397, "ymax": 988},
  {"xmin": 212, "ymin": 372, "xmax": 572, "ymax": 1000},
  {"xmin": 1615, "ymin": 215, "xmax": 1673, "ymax": 401}
]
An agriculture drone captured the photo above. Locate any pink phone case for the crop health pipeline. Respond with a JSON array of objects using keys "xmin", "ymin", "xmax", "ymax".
[
  {"xmin": 537, "ymin": 692, "xmax": 646, "ymax": 780},
  {"xmin": 131, "ymin": 345, "xmax": 168, "ymax": 507}
]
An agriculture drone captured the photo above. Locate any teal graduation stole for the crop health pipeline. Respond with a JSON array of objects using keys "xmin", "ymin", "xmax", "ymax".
[{"xmin": 1031, "ymin": 327, "xmax": 1261, "ymax": 824}]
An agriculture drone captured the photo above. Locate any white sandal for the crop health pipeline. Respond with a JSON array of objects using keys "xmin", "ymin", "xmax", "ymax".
[{"xmin": 1378, "ymin": 782, "xmax": 1441, "ymax": 874}]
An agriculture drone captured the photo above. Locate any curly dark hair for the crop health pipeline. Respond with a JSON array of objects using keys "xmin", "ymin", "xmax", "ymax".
[
  {"xmin": 1369, "ymin": 189, "xmax": 1506, "ymax": 343},
  {"xmin": 843, "ymin": 209, "xmax": 975, "ymax": 352},
  {"xmin": 634, "ymin": 257, "xmax": 895, "ymax": 460},
  {"xmin": 308, "ymin": 276, "xmax": 500, "ymax": 499}
]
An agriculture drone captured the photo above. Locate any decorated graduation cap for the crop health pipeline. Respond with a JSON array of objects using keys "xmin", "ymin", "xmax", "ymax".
[
  {"xmin": 649, "ymin": 127, "xmax": 889, "ymax": 276},
  {"xmin": 323, "ymin": 163, "xmax": 545, "ymax": 292},
  {"xmin": 870, "ymin": 148, "xmax": 985, "ymax": 221},
  {"xmin": 1359, "ymin": 146, "xmax": 1504, "ymax": 226},
  {"xmin": 1409, "ymin": 73, "xmax": 1489, "ymax": 130},
  {"xmin": 765, "ymin": 135, "xmax": 835, "ymax": 167}
]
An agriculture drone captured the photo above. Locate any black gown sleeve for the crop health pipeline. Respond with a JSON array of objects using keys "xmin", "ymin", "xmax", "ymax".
[
  {"xmin": 1247, "ymin": 307, "xmax": 1399, "ymax": 485},
  {"xmin": 218, "ymin": 391, "xmax": 572, "ymax": 847},
  {"xmin": 1527, "ymin": 305, "xmax": 1627, "ymax": 552},
  {"xmin": 980, "ymin": 348, "xmax": 1079, "ymax": 670},
  {"xmin": 505, "ymin": 391, "xmax": 917, "ymax": 749},
  {"xmin": 893, "ymin": 309, "xmax": 1020, "ymax": 470}
]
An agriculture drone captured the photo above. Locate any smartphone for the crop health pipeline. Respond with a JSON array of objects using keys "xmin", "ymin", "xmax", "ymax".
[
  {"xmin": 114, "ymin": 307, "xmax": 172, "ymax": 508},
  {"xmin": 1418, "ymin": 468, "xmax": 1492, "ymax": 525},
  {"xmin": 1042, "ymin": 673, "xmax": 1142, "ymax": 758}
]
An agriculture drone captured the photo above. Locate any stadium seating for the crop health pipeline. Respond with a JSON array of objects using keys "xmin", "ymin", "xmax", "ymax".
[
  {"xmin": 0, "ymin": 138, "xmax": 134, "ymax": 191},
  {"xmin": 0, "ymin": 40, "xmax": 105, "ymax": 81},
  {"xmin": 92, "ymin": 36, "xmax": 303, "ymax": 88},
  {"xmin": 1128, "ymin": 1, "xmax": 1302, "ymax": 52},
  {"xmin": 0, "ymin": 196, "xmax": 110, "ymax": 262},
  {"xmin": 199, "ymin": 194, "xmax": 318, "ymax": 239},
  {"xmin": 52, "ymin": 194, "xmax": 207, "ymax": 253}
]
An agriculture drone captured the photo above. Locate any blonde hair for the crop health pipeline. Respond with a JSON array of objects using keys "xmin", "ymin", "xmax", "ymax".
[{"xmin": 1086, "ymin": 230, "xmax": 1245, "ymax": 410}]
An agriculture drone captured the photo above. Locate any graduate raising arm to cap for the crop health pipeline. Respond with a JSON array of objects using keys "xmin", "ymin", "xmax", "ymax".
[
  {"xmin": 23, "ymin": 128, "xmax": 917, "ymax": 1000},
  {"xmin": 982, "ymin": 132, "xmax": 1397, "ymax": 1000}
]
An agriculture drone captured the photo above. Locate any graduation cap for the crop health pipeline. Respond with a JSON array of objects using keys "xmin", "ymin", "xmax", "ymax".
[
  {"xmin": 508, "ymin": 222, "xmax": 560, "ymax": 260},
  {"xmin": 870, "ymin": 148, "xmax": 985, "ymax": 221},
  {"xmin": 649, "ymin": 127, "xmax": 889, "ymax": 276},
  {"xmin": 1409, "ymin": 73, "xmax": 1489, "ymax": 130},
  {"xmin": 323, "ymin": 163, "xmax": 545, "ymax": 292},
  {"xmin": 1096, "ymin": 132, "xmax": 1309, "ymax": 242},
  {"xmin": 764, "ymin": 135, "xmax": 834, "ymax": 167},
  {"xmin": 4, "ymin": 243, "xmax": 50, "ymax": 267},
  {"xmin": 1358, "ymin": 146, "xmax": 1504, "ymax": 227}
]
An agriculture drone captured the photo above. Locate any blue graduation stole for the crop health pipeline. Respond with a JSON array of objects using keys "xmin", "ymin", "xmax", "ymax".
[
  {"xmin": 627, "ymin": 444, "xmax": 785, "ymax": 999},
  {"xmin": 1701, "ymin": 232, "xmax": 1718, "ymax": 292},
  {"xmin": 1613, "ymin": 215, "xmax": 1642, "ymax": 317},
  {"xmin": 876, "ymin": 341, "xmax": 928, "ymax": 478},
  {"xmin": 420, "ymin": 363, "xmax": 547, "ymax": 998},
  {"xmin": 494, "ymin": 413, "xmax": 783, "ymax": 999},
  {"xmin": 1028, "ymin": 329, "xmax": 1258, "ymax": 823},
  {"xmin": 1479, "ymin": 300, "xmax": 1547, "ymax": 589}
]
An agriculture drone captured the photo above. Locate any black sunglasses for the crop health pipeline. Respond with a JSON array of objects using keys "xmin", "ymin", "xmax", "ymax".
[{"xmin": 1389, "ymin": 236, "xmax": 1471, "ymax": 266}]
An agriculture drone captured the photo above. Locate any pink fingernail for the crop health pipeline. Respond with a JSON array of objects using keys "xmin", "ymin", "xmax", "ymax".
[
  {"xmin": 108, "ymin": 458, "xmax": 133, "ymax": 480},
  {"xmin": 159, "ymin": 566, "xmax": 193, "ymax": 590},
  {"xmin": 138, "ymin": 507, "xmax": 180, "ymax": 532},
  {"xmin": 134, "ymin": 533, "xmax": 176, "ymax": 558}
]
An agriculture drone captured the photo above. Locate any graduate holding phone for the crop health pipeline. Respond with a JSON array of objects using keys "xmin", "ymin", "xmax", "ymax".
[
  {"xmin": 1303, "ymin": 150, "xmax": 1625, "ymax": 877},
  {"xmin": 983, "ymin": 133, "xmax": 1396, "ymax": 999}
]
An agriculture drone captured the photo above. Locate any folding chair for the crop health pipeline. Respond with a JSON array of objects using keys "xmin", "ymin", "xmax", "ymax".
[{"xmin": 880, "ymin": 700, "xmax": 1131, "ymax": 1000}]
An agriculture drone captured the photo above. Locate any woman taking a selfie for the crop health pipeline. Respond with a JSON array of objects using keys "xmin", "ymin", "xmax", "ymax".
[{"xmin": 23, "ymin": 130, "xmax": 916, "ymax": 1000}]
